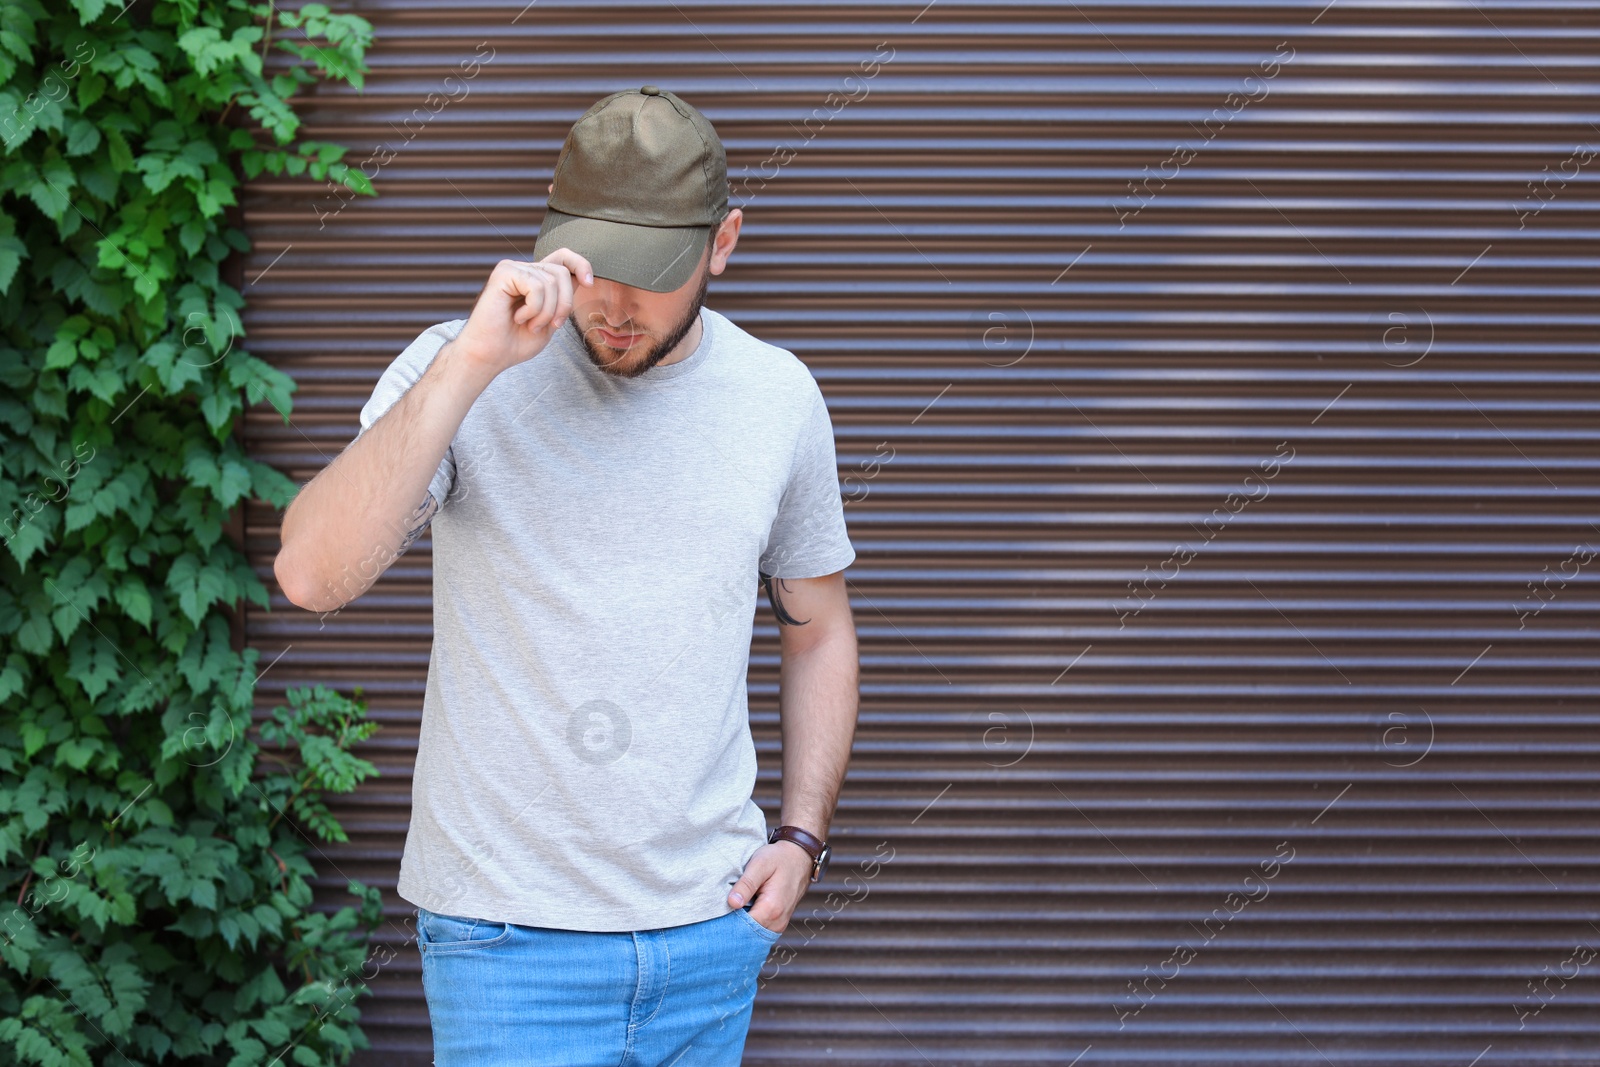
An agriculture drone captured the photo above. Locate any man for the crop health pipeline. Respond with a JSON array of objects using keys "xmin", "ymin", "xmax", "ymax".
[{"xmin": 273, "ymin": 86, "xmax": 859, "ymax": 1065}]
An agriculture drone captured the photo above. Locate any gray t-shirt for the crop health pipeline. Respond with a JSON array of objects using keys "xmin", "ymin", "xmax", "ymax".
[{"xmin": 354, "ymin": 306, "xmax": 855, "ymax": 932}]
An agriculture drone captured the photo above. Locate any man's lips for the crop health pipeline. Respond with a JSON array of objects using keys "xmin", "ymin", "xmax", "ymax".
[{"xmin": 597, "ymin": 326, "xmax": 639, "ymax": 346}]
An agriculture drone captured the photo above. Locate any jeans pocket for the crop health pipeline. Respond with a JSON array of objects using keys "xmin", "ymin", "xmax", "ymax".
[
  {"xmin": 417, "ymin": 906, "xmax": 513, "ymax": 952},
  {"xmin": 734, "ymin": 904, "xmax": 783, "ymax": 942}
]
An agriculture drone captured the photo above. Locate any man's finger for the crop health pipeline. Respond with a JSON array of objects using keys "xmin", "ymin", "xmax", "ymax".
[
  {"xmin": 540, "ymin": 246, "xmax": 595, "ymax": 288},
  {"xmin": 551, "ymin": 260, "xmax": 574, "ymax": 325},
  {"xmin": 527, "ymin": 269, "xmax": 556, "ymax": 330},
  {"xmin": 728, "ymin": 856, "xmax": 772, "ymax": 907},
  {"xmin": 515, "ymin": 265, "xmax": 559, "ymax": 330},
  {"xmin": 502, "ymin": 261, "xmax": 544, "ymax": 323}
]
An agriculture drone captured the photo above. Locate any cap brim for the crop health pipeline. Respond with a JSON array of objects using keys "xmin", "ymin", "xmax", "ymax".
[{"xmin": 532, "ymin": 208, "xmax": 708, "ymax": 293}]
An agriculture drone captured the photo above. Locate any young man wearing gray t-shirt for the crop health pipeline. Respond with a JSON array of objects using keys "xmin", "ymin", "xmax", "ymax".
[{"xmin": 273, "ymin": 86, "xmax": 859, "ymax": 1066}]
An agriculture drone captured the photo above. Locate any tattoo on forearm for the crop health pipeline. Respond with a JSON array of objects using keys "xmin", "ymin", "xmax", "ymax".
[{"xmin": 396, "ymin": 491, "xmax": 439, "ymax": 557}]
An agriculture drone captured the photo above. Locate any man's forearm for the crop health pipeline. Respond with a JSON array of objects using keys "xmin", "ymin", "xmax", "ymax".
[
  {"xmin": 777, "ymin": 628, "xmax": 860, "ymax": 839},
  {"xmin": 275, "ymin": 339, "xmax": 494, "ymax": 611}
]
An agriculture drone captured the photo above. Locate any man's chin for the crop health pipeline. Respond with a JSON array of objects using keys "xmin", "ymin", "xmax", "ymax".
[{"xmin": 583, "ymin": 342, "xmax": 659, "ymax": 379}]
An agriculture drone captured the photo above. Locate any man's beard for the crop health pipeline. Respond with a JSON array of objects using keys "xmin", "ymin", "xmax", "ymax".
[{"xmin": 578, "ymin": 262, "xmax": 711, "ymax": 379}]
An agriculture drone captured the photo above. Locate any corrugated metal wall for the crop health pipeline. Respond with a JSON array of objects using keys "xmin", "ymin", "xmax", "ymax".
[{"xmin": 240, "ymin": 3, "xmax": 1600, "ymax": 1063}]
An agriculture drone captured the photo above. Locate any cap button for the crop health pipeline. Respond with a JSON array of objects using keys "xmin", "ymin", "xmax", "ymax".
[{"xmin": 640, "ymin": 85, "xmax": 661, "ymax": 95}]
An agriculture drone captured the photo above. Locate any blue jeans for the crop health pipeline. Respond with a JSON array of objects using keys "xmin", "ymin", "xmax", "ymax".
[{"xmin": 417, "ymin": 903, "xmax": 782, "ymax": 1066}]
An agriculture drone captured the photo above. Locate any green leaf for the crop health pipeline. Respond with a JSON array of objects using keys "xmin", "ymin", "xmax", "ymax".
[
  {"xmin": 77, "ymin": 70, "xmax": 105, "ymax": 109},
  {"xmin": 218, "ymin": 461, "xmax": 251, "ymax": 508},
  {"xmin": 250, "ymin": 460, "xmax": 299, "ymax": 509},
  {"xmin": 200, "ymin": 385, "xmax": 238, "ymax": 432},
  {"xmin": 175, "ymin": 616, "xmax": 233, "ymax": 695},
  {"xmin": 6, "ymin": 518, "xmax": 47, "ymax": 570},
  {"xmin": 0, "ymin": 655, "xmax": 26, "ymax": 703},
  {"xmin": 68, "ymin": 630, "xmax": 119, "ymax": 699},
  {"xmin": 0, "ymin": 29, "xmax": 32, "ymax": 62},
  {"xmin": 0, "ymin": 211, "xmax": 26, "ymax": 294},
  {"xmin": 64, "ymin": 117, "xmax": 100, "ymax": 157},
  {"xmin": 46, "ymin": 315, "xmax": 91, "ymax": 369},
  {"xmin": 341, "ymin": 167, "xmax": 375, "ymax": 196},
  {"xmin": 69, "ymin": 0, "xmax": 111, "ymax": 21},
  {"xmin": 67, "ymin": 359, "xmax": 124, "ymax": 404},
  {"xmin": 28, "ymin": 156, "xmax": 76, "ymax": 220},
  {"xmin": 15, "ymin": 605, "xmax": 52, "ymax": 654},
  {"xmin": 226, "ymin": 1037, "xmax": 267, "ymax": 1067},
  {"xmin": 45, "ymin": 338, "xmax": 77, "ymax": 369},
  {"xmin": 49, "ymin": 561, "xmax": 109, "ymax": 642},
  {"xmin": 165, "ymin": 553, "xmax": 230, "ymax": 625},
  {"xmin": 141, "ymin": 338, "xmax": 201, "ymax": 394},
  {"xmin": 104, "ymin": 127, "xmax": 134, "ymax": 172},
  {"xmin": 114, "ymin": 574, "xmax": 152, "ymax": 627},
  {"xmin": 229, "ymin": 354, "xmax": 295, "ymax": 419},
  {"xmin": 56, "ymin": 735, "xmax": 102, "ymax": 770}
]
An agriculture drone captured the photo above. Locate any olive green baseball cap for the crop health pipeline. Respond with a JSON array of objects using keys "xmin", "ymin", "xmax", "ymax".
[{"xmin": 532, "ymin": 86, "xmax": 728, "ymax": 293}]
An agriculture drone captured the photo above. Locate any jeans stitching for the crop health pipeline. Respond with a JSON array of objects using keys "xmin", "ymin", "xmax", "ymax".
[
  {"xmin": 735, "ymin": 906, "xmax": 781, "ymax": 942},
  {"xmin": 418, "ymin": 908, "xmax": 513, "ymax": 952},
  {"xmin": 630, "ymin": 935, "xmax": 671, "ymax": 1033},
  {"xmin": 618, "ymin": 933, "xmax": 642, "ymax": 1066}
]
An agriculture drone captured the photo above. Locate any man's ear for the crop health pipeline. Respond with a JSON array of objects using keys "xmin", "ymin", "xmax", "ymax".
[{"xmin": 709, "ymin": 207, "xmax": 742, "ymax": 275}]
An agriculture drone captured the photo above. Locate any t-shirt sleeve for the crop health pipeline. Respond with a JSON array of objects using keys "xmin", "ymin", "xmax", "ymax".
[
  {"xmin": 354, "ymin": 319, "xmax": 467, "ymax": 510},
  {"xmin": 758, "ymin": 383, "xmax": 857, "ymax": 579}
]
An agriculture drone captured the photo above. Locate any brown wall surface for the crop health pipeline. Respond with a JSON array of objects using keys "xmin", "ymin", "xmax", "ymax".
[{"xmin": 241, "ymin": 3, "xmax": 1600, "ymax": 1064}]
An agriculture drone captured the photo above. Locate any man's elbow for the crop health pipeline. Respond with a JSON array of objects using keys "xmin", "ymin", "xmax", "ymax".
[{"xmin": 274, "ymin": 542, "xmax": 341, "ymax": 613}]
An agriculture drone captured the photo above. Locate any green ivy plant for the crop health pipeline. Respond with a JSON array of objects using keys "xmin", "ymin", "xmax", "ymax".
[{"xmin": 0, "ymin": 1, "xmax": 389, "ymax": 1064}]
